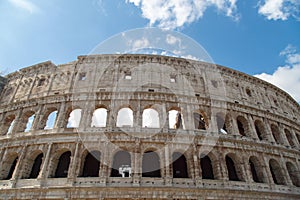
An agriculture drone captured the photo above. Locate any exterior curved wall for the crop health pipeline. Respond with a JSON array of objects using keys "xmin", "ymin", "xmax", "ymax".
[{"xmin": 0, "ymin": 54, "xmax": 299, "ymax": 199}]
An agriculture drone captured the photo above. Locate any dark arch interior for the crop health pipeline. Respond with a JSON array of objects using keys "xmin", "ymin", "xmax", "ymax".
[
  {"xmin": 5, "ymin": 157, "xmax": 18, "ymax": 180},
  {"xmin": 172, "ymin": 152, "xmax": 188, "ymax": 178},
  {"xmin": 237, "ymin": 119, "xmax": 245, "ymax": 136},
  {"xmin": 201, "ymin": 155, "xmax": 214, "ymax": 179},
  {"xmin": 249, "ymin": 159, "xmax": 260, "ymax": 183},
  {"xmin": 142, "ymin": 151, "xmax": 161, "ymax": 177},
  {"xmin": 254, "ymin": 121, "xmax": 263, "ymax": 140},
  {"xmin": 226, "ymin": 156, "xmax": 240, "ymax": 181},
  {"xmin": 81, "ymin": 151, "xmax": 101, "ymax": 177},
  {"xmin": 111, "ymin": 151, "xmax": 131, "ymax": 177},
  {"xmin": 216, "ymin": 114, "xmax": 227, "ymax": 132},
  {"xmin": 29, "ymin": 153, "xmax": 43, "ymax": 179},
  {"xmin": 269, "ymin": 160, "xmax": 285, "ymax": 185},
  {"xmin": 54, "ymin": 151, "xmax": 71, "ymax": 178},
  {"xmin": 193, "ymin": 113, "xmax": 206, "ymax": 130}
]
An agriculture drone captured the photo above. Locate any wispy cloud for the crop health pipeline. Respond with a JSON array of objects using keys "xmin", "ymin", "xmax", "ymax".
[
  {"xmin": 126, "ymin": 0, "xmax": 239, "ymax": 29},
  {"xmin": 258, "ymin": 0, "xmax": 300, "ymax": 20},
  {"xmin": 254, "ymin": 45, "xmax": 300, "ymax": 102},
  {"xmin": 9, "ymin": 0, "xmax": 40, "ymax": 14}
]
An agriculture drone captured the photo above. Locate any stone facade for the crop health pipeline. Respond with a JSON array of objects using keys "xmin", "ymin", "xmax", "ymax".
[{"xmin": 0, "ymin": 54, "xmax": 299, "ymax": 199}]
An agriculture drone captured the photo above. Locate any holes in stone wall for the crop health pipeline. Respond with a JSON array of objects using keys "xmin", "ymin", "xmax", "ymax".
[
  {"xmin": 216, "ymin": 113, "xmax": 227, "ymax": 134},
  {"xmin": 142, "ymin": 108, "xmax": 159, "ymax": 128},
  {"xmin": 249, "ymin": 156, "xmax": 264, "ymax": 183},
  {"xmin": 116, "ymin": 107, "xmax": 133, "ymax": 127},
  {"xmin": 24, "ymin": 113, "xmax": 35, "ymax": 132},
  {"xmin": 254, "ymin": 120, "xmax": 265, "ymax": 140},
  {"xmin": 269, "ymin": 159, "xmax": 286, "ymax": 185},
  {"xmin": 193, "ymin": 112, "xmax": 206, "ymax": 130},
  {"xmin": 110, "ymin": 151, "xmax": 131, "ymax": 177},
  {"xmin": 54, "ymin": 151, "xmax": 71, "ymax": 178},
  {"xmin": 284, "ymin": 129, "xmax": 295, "ymax": 147},
  {"xmin": 172, "ymin": 152, "xmax": 188, "ymax": 178},
  {"xmin": 169, "ymin": 109, "xmax": 183, "ymax": 129},
  {"xmin": 91, "ymin": 108, "xmax": 107, "ymax": 127},
  {"xmin": 81, "ymin": 151, "xmax": 101, "ymax": 177},
  {"xmin": 142, "ymin": 151, "xmax": 161, "ymax": 178},
  {"xmin": 67, "ymin": 109, "xmax": 82, "ymax": 128},
  {"xmin": 29, "ymin": 153, "xmax": 44, "ymax": 179},
  {"xmin": 236, "ymin": 116, "xmax": 248, "ymax": 137},
  {"xmin": 226, "ymin": 155, "xmax": 240, "ymax": 181},
  {"xmin": 44, "ymin": 110, "xmax": 58, "ymax": 130},
  {"xmin": 271, "ymin": 124, "xmax": 283, "ymax": 145},
  {"xmin": 1, "ymin": 154, "xmax": 18, "ymax": 180},
  {"xmin": 200, "ymin": 155, "xmax": 214, "ymax": 179},
  {"xmin": 286, "ymin": 162, "xmax": 300, "ymax": 187},
  {"xmin": 1, "ymin": 115, "xmax": 15, "ymax": 135}
]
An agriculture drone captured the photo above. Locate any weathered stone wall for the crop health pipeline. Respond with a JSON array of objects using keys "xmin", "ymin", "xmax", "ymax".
[{"xmin": 0, "ymin": 54, "xmax": 299, "ymax": 199}]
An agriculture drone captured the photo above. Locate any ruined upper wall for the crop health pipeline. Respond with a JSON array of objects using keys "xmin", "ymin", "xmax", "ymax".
[{"xmin": 0, "ymin": 54, "xmax": 299, "ymax": 122}]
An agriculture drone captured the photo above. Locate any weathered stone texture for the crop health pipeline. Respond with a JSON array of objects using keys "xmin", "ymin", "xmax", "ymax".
[{"xmin": 0, "ymin": 54, "xmax": 299, "ymax": 199}]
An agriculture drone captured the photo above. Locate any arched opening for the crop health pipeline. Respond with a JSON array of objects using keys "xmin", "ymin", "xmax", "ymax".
[
  {"xmin": 200, "ymin": 155, "xmax": 214, "ymax": 179},
  {"xmin": 142, "ymin": 151, "xmax": 161, "ymax": 177},
  {"xmin": 193, "ymin": 112, "xmax": 206, "ymax": 130},
  {"xmin": 226, "ymin": 155, "xmax": 240, "ymax": 181},
  {"xmin": 271, "ymin": 124, "xmax": 283, "ymax": 145},
  {"xmin": 216, "ymin": 113, "xmax": 227, "ymax": 134},
  {"xmin": 54, "ymin": 151, "xmax": 71, "ymax": 178},
  {"xmin": 236, "ymin": 116, "xmax": 247, "ymax": 137},
  {"xmin": 110, "ymin": 151, "xmax": 131, "ymax": 177},
  {"xmin": 168, "ymin": 109, "xmax": 183, "ymax": 129},
  {"xmin": 116, "ymin": 107, "xmax": 133, "ymax": 127},
  {"xmin": 249, "ymin": 156, "xmax": 263, "ymax": 183},
  {"xmin": 254, "ymin": 120, "xmax": 265, "ymax": 140},
  {"xmin": 3, "ymin": 156, "xmax": 18, "ymax": 180},
  {"xmin": 285, "ymin": 129, "xmax": 295, "ymax": 147},
  {"xmin": 29, "ymin": 153, "xmax": 43, "ymax": 179},
  {"xmin": 286, "ymin": 162, "xmax": 300, "ymax": 187},
  {"xmin": 67, "ymin": 109, "xmax": 82, "ymax": 128},
  {"xmin": 45, "ymin": 110, "xmax": 58, "ymax": 129},
  {"xmin": 91, "ymin": 108, "xmax": 107, "ymax": 127},
  {"xmin": 1, "ymin": 115, "xmax": 15, "ymax": 135},
  {"xmin": 142, "ymin": 108, "xmax": 159, "ymax": 128},
  {"xmin": 269, "ymin": 159, "xmax": 285, "ymax": 185},
  {"xmin": 172, "ymin": 152, "xmax": 188, "ymax": 178},
  {"xmin": 81, "ymin": 151, "xmax": 101, "ymax": 177}
]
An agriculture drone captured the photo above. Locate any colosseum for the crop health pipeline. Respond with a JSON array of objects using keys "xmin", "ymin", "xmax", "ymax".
[{"xmin": 0, "ymin": 54, "xmax": 299, "ymax": 199}]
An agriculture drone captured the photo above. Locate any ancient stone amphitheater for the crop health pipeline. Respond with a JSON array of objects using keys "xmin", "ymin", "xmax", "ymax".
[{"xmin": 0, "ymin": 54, "xmax": 299, "ymax": 199}]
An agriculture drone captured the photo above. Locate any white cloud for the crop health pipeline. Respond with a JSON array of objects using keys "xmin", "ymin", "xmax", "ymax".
[
  {"xmin": 131, "ymin": 37, "xmax": 150, "ymax": 50},
  {"xmin": 126, "ymin": 0, "xmax": 239, "ymax": 29},
  {"xmin": 254, "ymin": 45, "xmax": 300, "ymax": 102},
  {"xmin": 258, "ymin": 0, "xmax": 300, "ymax": 20},
  {"xmin": 166, "ymin": 34, "xmax": 181, "ymax": 45},
  {"xmin": 9, "ymin": 0, "xmax": 40, "ymax": 14}
]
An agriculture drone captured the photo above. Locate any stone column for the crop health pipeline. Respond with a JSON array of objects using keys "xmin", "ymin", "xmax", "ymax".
[
  {"xmin": 68, "ymin": 142, "xmax": 80, "ymax": 180},
  {"xmin": 132, "ymin": 140, "xmax": 141, "ymax": 186},
  {"xmin": 262, "ymin": 156, "xmax": 274, "ymax": 184},
  {"xmin": 263, "ymin": 119, "xmax": 276, "ymax": 142},
  {"xmin": 164, "ymin": 144, "xmax": 172, "ymax": 186},
  {"xmin": 55, "ymin": 102, "xmax": 66, "ymax": 128},
  {"xmin": 280, "ymin": 155, "xmax": 293, "ymax": 186},
  {"xmin": 31, "ymin": 104, "xmax": 44, "ymax": 130},
  {"xmin": 290, "ymin": 129, "xmax": 300, "ymax": 148},
  {"xmin": 278, "ymin": 124, "xmax": 289, "ymax": 146},
  {"xmin": 38, "ymin": 143, "xmax": 52, "ymax": 179},
  {"xmin": 247, "ymin": 114, "xmax": 259, "ymax": 140},
  {"xmin": 0, "ymin": 148, "xmax": 6, "ymax": 173},
  {"xmin": 10, "ymin": 109, "xmax": 23, "ymax": 136},
  {"xmin": 218, "ymin": 151, "xmax": 227, "ymax": 181},
  {"xmin": 11, "ymin": 146, "xmax": 27, "ymax": 187}
]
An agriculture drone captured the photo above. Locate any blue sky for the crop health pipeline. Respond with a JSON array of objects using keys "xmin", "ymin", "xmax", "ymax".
[{"xmin": 0, "ymin": 0, "xmax": 299, "ymax": 101}]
